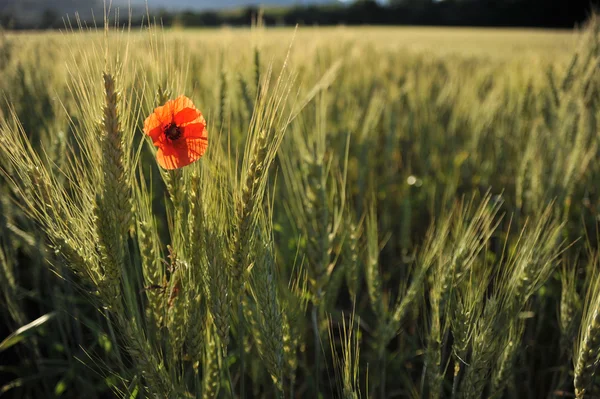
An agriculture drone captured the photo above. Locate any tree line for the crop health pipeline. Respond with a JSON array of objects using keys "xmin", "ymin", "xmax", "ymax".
[{"xmin": 1, "ymin": 0, "xmax": 598, "ymax": 30}]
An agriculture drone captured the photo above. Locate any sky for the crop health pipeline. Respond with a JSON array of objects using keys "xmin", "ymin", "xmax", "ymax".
[
  {"xmin": 128, "ymin": 0, "xmax": 340, "ymax": 11},
  {"xmin": 0, "ymin": 0, "xmax": 367, "ymax": 24}
]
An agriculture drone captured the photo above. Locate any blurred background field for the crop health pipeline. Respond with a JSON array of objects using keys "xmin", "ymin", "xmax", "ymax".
[
  {"xmin": 146, "ymin": 26, "xmax": 580, "ymax": 59},
  {"xmin": 6, "ymin": 25, "xmax": 578, "ymax": 56},
  {"xmin": 1, "ymin": 4, "xmax": 600, "ymax": 399}
]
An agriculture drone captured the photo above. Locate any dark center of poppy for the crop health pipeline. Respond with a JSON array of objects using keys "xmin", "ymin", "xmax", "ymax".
[{"xmin": 164, "ymin": 123, "xmax": 182, "ymax": 141}]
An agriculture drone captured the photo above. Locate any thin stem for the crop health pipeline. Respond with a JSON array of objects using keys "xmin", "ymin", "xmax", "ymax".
[
  {"xmin": 274, "ymin": 383, "xmax": 284, "ymax": 399},
  {"xmin": 226, "ymin": 359, "xmax": 236, "ymax": 398},
  {"xmin": 239, "ymin": 301, "xmax": 246, "ymax": 399},
  {"xmin": 312, "ymin": 303, "xmax": 320, "ymax": 396},
  {"xmin": 380, "ymin": 349, "xmax": 386, "ymax": 399},
  {"xmin": 451, "ymin": 361, "xmax": 460, "ymax": 399},
  {"xmin": 420, "ymin": 358, "xmax": 428, "ymax": 397}
]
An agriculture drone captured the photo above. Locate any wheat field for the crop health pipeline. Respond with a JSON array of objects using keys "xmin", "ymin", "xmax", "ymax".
[{"xmin": 0, "ymin": 16, "xmax": 599, "ymax": 399}]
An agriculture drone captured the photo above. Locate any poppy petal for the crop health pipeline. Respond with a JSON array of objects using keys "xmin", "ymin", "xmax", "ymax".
[
  {"xmin": 186, "ymin": 138, "xmax": 208, "ymax": 161},
  {"xmin": 154, "ymin": 102, "xmax": 175, "ymax": 125},
  {"xmin": 156, "ymin": 145, "xmax": 185, "ymax": 170},
  {"xmin": 155, "ymin": 138, "xmax": 207, "ymax": 170},
  {"xmin": 182, "ymin": 122, "xmax": 207, "ymax": 139},
  {"xmin": 147, "ymin": 127, "xmax": 164, "ymax": 144},
  {"xmin": 172, "ymin": 95, "xmax": 196, "ymax": 114},
  {"xmin": 143, "ymin": 112, "xmax": 162, "ymax": 137},
  {"xmin": 174, "ymin": 107, "xmax": 200, "ymax": 126}
]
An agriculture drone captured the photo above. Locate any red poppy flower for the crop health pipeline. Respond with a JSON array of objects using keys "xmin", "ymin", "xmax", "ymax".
[{"xmin": 143, "ymin": 95, "xmax": 208, "ymax": 170}]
